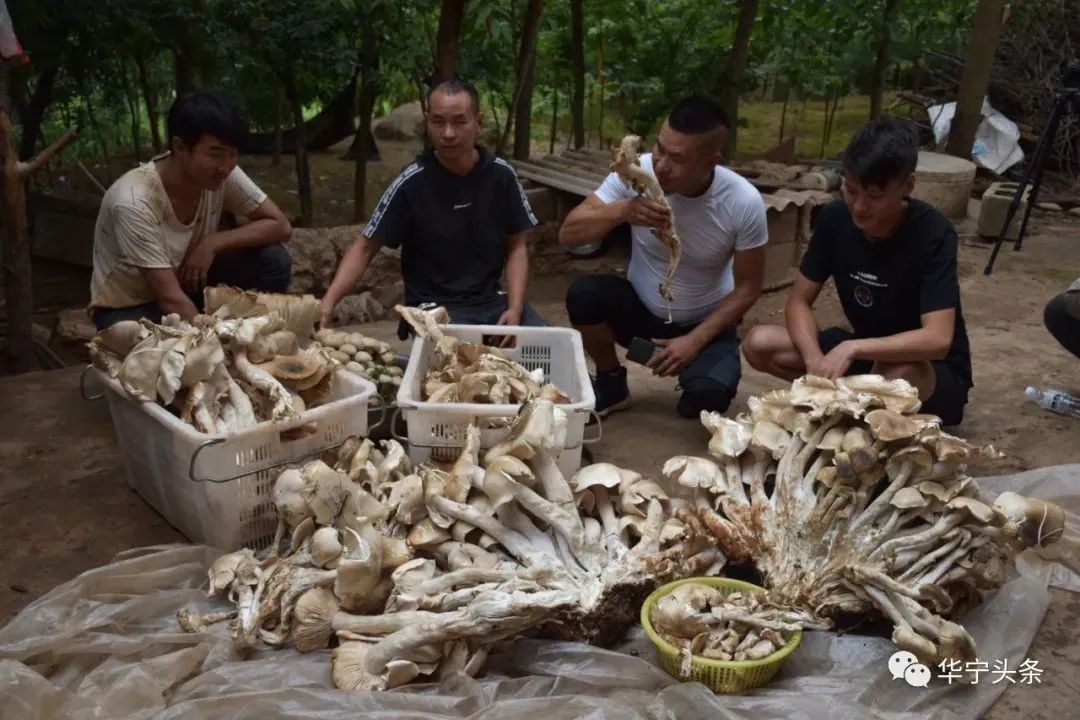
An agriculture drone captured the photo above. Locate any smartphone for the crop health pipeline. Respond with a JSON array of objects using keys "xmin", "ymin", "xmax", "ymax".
[{"xmin": 626, "ymin": 337, "xmax": 659, "ymax": 366}]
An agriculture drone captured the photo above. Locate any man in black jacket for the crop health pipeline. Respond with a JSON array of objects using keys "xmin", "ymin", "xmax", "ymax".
[
  {"xmin": 742, "ymin": 118, "xmax": 972, "ymax": 425},
  {"xmin": 321, "ymin": 78, "xmax": 542, "ymax": 334}
]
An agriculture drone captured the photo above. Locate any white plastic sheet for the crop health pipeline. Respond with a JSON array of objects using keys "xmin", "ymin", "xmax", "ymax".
[
  {"xmin": 1, "ymin": 465, "xmax": 1077, "ymax": 720},
  {"xmin": 928, "ymin": 97, "xmax": 1025, "ymax": 174}
]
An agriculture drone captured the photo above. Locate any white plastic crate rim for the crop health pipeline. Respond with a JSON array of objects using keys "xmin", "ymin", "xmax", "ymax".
[
  {"xmin": 88, "ymin": 367, "xmax": 378, "ymax": 551},
  {"xmin": 395, "ymin": 324, "xmax": 597, "ymax": 477}
]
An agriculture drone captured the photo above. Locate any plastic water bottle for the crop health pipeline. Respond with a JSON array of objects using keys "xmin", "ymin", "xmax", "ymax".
[{"xmin": 1025, "ymin": 386, "xmax": 1080, "ymax": 418}]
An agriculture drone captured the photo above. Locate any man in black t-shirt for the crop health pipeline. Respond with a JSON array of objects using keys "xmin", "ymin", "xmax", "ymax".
[
  {"xmin": 743, "ymin": 118, "xmax": 972, "ymax": 425},
  {"xmin": 320, "ymin": 78, "xmax": 542, "ymax": 335}
]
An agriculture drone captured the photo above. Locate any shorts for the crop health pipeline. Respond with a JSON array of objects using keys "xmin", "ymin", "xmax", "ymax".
[
  {"xmin": 818, "ymin": 326, "xmax": 969, "ymax": 426},
  {"xmin": 566, "ymin": 274, "xmax": 742, "ymax": 413}
]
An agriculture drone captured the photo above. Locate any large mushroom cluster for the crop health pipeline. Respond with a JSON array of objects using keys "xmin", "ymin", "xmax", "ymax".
[
  {"xmin": 663, "ymin": 375, "xmax": 1066, "ymax": 665},
  {"xmin": 88, "ymin": 286, "xmax": 337, "ymax": 433},
  {"xmin": 180, "ymin": 397, "xmax": 719, "ymax": 690},
  {"xmin": 178, "ymin": 374, "xmax": 1068, "ymax": 690},
  {"xmin": 396, "ymin": 305, "xmax": 572, "ymax": 406}
]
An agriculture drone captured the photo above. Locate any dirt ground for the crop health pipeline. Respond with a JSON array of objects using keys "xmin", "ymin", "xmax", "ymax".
[{"xmin": 2, "ymin": 144, "xmax": 1079, "ymax": 715}]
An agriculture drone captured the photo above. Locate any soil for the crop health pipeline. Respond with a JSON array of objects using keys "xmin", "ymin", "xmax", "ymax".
[{"xmin": 1, "ymin": 138, "xmax": 1078, "ymax": 716}]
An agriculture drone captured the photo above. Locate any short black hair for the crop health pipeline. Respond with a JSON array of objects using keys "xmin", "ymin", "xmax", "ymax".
[
  {"xmin": 427, "ymin": 78, "xmax": 480, "ymax": 115},
  {"xmin": 166, "ymin": 91, "xmax": 247, "ymax": 150},
  {"xmin": 841, "ymin": 118, "xmax": 919, "ymax": 188},
  {"xmin": 667, "ymin": 94, "xmax": 729, "ymax": 134}
]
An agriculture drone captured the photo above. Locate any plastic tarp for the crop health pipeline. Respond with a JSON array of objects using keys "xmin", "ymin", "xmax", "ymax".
[
  {"xmin": 1, "ymin": 465, "xmax": 1077, "ymax": 720},
  {"xmin": 928, "ymin": 97, "xmax": 1025, "ymax": 175}
]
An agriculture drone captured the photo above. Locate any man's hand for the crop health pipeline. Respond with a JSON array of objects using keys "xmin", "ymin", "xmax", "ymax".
[
  {"xmin": 495, "ymin": 307, "xmax": 523, "ymax": 347},
  {"xmin": 807, "ymin": 340, "xmax": 858, "ymax": 380},
  {"xmin": 648, "ymin": 334, "xmax": 705, "ymax": 377},
  {"xmin": 318, "ymin": 295, "xmax": 336, "ymax": 329},
  {"xmin": 624, "ymin": 197, "xmax": 670, "ymax": 229},
  {"xmin": 180, "ymin": 237, "xmax": 217, "ymax": 293}
]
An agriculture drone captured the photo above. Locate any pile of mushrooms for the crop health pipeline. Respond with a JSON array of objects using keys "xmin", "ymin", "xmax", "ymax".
[
  {"xmin": 663, "ymin": 374, "xmax": 1068, "ymax": 665},
  {"xmin": 651, "ymin": 583, "xmax": 796, "ymax": 674},
  {"xmin": 180, "ymin": 396, "xmax": 720, "ymax": 690},
  {"xmin": 312, "ymin": 328, "xmax": 403, "ymax": 402},
  {"xmin": 396, "ymin": 305, "xmax": 572, "ymax": 406},
  {"xmin": 88, "ymin": 286, "xmax": 338, "ymax": 433},
  {"xmin": 610, "ymin": 135, "xmax": 681, "ymax": 307}
]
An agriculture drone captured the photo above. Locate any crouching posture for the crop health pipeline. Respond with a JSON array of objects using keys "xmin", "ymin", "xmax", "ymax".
[
  {"xmin": 321, "ymin": 78, "xmax": 543, "ymax": 336},
  {"xmin": 90, "ymin": 91, "xmax": 292, "ymax": 329},
  {"xmin": 743, "ymin": 118, "xmax": 972, "ymax": 425},
  {"xmin": 559, "ymin": 95, "xmax": 767, "ymax": 418},
  {"xmin": 1044, "ymin": 278, "xmax": 1080, "ymax": 359}
]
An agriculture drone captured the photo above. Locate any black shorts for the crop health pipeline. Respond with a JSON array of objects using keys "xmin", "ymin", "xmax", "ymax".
[
  {"xmin": 818, "ymin": 327, "xmax": 969, "ymax": 426},
  {"xmin": 565, "ymin": 274, "xmax": 742, "ymax": 399}
]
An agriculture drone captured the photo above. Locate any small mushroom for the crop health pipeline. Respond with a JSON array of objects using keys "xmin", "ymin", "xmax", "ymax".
[{"xmin": 891, "ymin": 486, "xmax": 929, "ymax": 510}]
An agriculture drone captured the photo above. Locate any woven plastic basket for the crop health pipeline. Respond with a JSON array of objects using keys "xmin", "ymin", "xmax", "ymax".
[{"xmin": 640, "ymin": 577, "xmax": 802, "ymax": 693}]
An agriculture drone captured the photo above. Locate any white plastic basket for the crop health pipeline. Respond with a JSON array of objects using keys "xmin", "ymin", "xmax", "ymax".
[
  {"xmin": 394, "ymin": 325, "xmax": 598, "ymax": 478},
  {"xmin": 83, "ymin": 366, "xmax": 380, "ymax": 551}
]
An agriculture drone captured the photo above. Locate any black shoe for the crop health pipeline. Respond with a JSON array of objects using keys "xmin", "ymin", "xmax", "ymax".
[
  {"xmin": 591, "ymin": 366, "xmax": 631, "ymax": 419},
  {"xmin": 676, "ymin": 387, "xmax": 733, "ymax": 418}
]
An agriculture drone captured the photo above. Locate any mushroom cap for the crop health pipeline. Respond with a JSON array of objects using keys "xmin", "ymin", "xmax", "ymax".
[
  {"xmin": 865, "ymin": 409, "xmax": 922, "ymax": 442},
  {"xmin": 752, "ymin": 420, "xmax": 792, "ymax": 459},
  {"xmin": 266, "ymin": 354, "xmax": 325, "ymax": 381},
  {"xmin": 946, "ymin": 496, "xmax": 996, "ymax": 524},
  {"xmin": 817, "ymin": 425, "xmax": 847, "ymax": 451},
  {"xmin": 311, "ymin": 527, "xmax": 344, "ymax": 568},
  {"xmin": 661, "ymin": 456, "xmax": 722, "ymax": 491},
  {"xmin": 572, "ymin": 462, "xmax": 625, "ymax": 491},
  {"xmin": 837, "ymin": 374, "xmax": 921, "ymax": 414},
  {"xmin": 293, "ymin": 587, "xmax": 340, "ymax": 652},
  {"xmin": 891, "ymin": 486, "xmax": 929, "ymax": 509},
  {"xmin": 700, "ymin": 412, "xmax": 752, "ymax": 459}
]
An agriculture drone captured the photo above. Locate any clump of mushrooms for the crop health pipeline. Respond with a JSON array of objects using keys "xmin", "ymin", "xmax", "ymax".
[
  {"xmin": 664, "ymin": 374, "xmax": 1069, "ymax": 666},
  {"xmin": 311, "ymin": 328, "xmax": 402, "ymax": 402},
  {"xmin": 394, "ymin": 304, "xmax": 572, "ymax": 406},
  {"xmin": 180, "ymin": 396, "xmax": 719, "ymax": 689},
  {"xmin": 88, "ymin": 286, "xmax": 337, "ymax": 432}
]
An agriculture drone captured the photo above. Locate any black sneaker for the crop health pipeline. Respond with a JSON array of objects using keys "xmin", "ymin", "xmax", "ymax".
[
  {"xmin": 592, "ymin": 366, "xmax": 631, "ymax": 419},
  {"xmin": 676, "ymin": 386, "xmax": 733, "ymax": 418}
]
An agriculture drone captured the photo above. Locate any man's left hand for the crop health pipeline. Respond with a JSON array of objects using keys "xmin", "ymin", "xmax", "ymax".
[
  {"xmin": 816, "ymin": 339, "xmax": 859, "ymax": 380},
  {"xmin": 180, "ymin": 238, "xmax": 217, "ymax": 293},
  {"xmin": 648, "ymin": 334, "xmax": 705, "ymax": 377},
  {"xmin": 495, "ymin": 307, "xmax": 523, "ymax": 347}
]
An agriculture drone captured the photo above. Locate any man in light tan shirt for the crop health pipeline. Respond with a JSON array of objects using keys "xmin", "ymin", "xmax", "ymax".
[{"xmin": 90, "ymin": 91, "xmax": 292, "ymax": 329}]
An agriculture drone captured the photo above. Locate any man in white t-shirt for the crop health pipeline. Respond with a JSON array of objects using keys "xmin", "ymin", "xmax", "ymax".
[
  {"xmin": 90, "ymin": 91, "xmax": 292, "ymax": 329},
  {"xmin": 559, "ymin": 95, "xmax": 768, "ymax": 418}
]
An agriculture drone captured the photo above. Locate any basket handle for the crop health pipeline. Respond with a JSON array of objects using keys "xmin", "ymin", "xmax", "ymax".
[
  {"xmin": 188, "ymin": 436, "xmax": 352, "ymax": 484},
  {"xmin": 582, "ymin": 410, "xmax": 602, "ymax": 444},
  {"xmin": 389, "ymin": 406, "xmax": 408, "ymax": 444},
  {"xmin": 80, "ymin": 365, "xmax": 105, "ymax": 401},
  {"xmin": 367, "ymin": 394, "xmax": 388, "ymax": 435}
]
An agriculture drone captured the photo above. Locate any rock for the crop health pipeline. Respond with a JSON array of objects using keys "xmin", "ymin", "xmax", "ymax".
[
  {"xmin": 54, "ymin": 307, "xmax": 96, "ymax": 362},
  {"xmin": 371, "ymin": 280, "xmax": 405, "ymax": 310},
  {"xmin": 32, "ymin": 323, "xmax": 52, "ymax": 346},
  {"xmin": 1038, "ymin": 202, "xmax": 1063, "ymax": 212},
  {"xmin": 333, "ymin": 292, "xmax": 386, "ymax": 325},
  {"xmin": 372, "ymin": 101, "xmax": 425, "ymax": 142},
  {"xmin": 286, "ymin": 228, "xmax": 342, "ymax": 295},
  {"xmin": 1070, "ymin": 207, "xmax": 1080, "ymax": 217},
  {"xmin": 364, "ymin": 248, "xmax": 403, "ymax": 291}
]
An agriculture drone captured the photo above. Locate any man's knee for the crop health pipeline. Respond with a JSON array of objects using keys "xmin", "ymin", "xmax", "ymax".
[
  {"xmin": 566, "ymin": 275, "xmax": 614, "ymax": 326},
  {"xmin": 1045, "ymin": 292, "xmax": 1080, "ymax": 358},
  {"xmin": 742, "ymin": 324, "xmax": 787, "ymax": 371},
  {"xmin": 873, "ymin": 361, "xmax": 935, "ymax": 398},
  {"xmin": 256, "ymin": 243, "xmax": 292, "ymax": 293}
]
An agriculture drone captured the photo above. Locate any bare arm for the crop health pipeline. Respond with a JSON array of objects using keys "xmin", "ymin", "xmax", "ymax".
[
  {"xmin": 648, "ymin": 246, "xmax": 765, "ymax": 377},
  {"xmin": 141, "ymin": 268, "xmax": 198, "ymax": 321},
  {"xmin": 848, "ymin": 309, "xmax": 955, "ymax": 362},
  {"xmin": 207, "ymin": 198, "xmax": 292, "ymax": 253},
  {"xmin": 501, "ymin": 232, "xmax": 529, "ymax": 322},
  {"xmin": 558, "ymin": 193, "xmax": 669, "ymax": 246},
  {"xmin": 319, "ymin": 234, "xmax": 382, "ymax": 326},
  {"xmin": 689, "ymin": 246, "xmax": 765, "ymax": 344},
  {"xmin": 785, "ymin": 272, "xmax": 827, "ymax": 365}
]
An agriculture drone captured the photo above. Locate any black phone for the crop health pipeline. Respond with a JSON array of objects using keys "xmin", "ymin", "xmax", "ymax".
[{"xmin": 626, "ymin": 337, "xmax": 659, "ymax": 365}]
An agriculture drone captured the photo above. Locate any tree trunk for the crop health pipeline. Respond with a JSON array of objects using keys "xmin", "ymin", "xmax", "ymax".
[
  {"xmin": 434, "ymin": 0, "xmax": 466, "ymax": 82},
  {"xmin": 83, "ymin": 92, "xmax": 113, "ymax": 183},
  {"xmin": 135, "ymin": 53, "xmax": 162, "ymax": 152},
  {"xmin": 598, "ymin": 27, "xmax": 605, "ymax": 149},
  {"xmin": 820, "ymin": 86, "xmax": 833, "ymax": 158},
  {"xmin": 280, "ymin": 65, "xmax": 313, "ymax": 226},
  {"xmin": 16, "ymin": 66, "xmax": 58, "ymax": 162},
  {"xmin": 173, "ymin": 48, "xmax": 194, "ymax": 96},
  {"xmin": 778, "ymin": 86, "xmax": 790, "ymax": 143},
  {"xmin": 488, "ymin": 90, "xmax": 502, "ymax": 141},
  {"xmin": 498, "ymin": 0, "xmax": 544, "ymax": 157},
  {"xmin": 512, "ymin": 36, "xmax": 538, "ymax": 160},
  {"xmin": 0, "ymin": 68, "xmax": 76, "ymax": 372},
  {"xmin": 272, "ymin": 85, "xmax": 284, "ymax": 167},
  {"xmin": 549, "ymin": 86, "xmax": 558, "ymax": 155},
  {"xmin": 947, "ymin": 0, "xmax": 1008, "ymax": 158},
  {"xmin": 869, "ymin": 0, "xmax": 901, "ymax": 120},
  {"xmin": 354, "ymin": 34, "xmax": 380, "ymax": 222},
  {"xmin": 570, "ymin": 0, "xmax": 585, "ymax": 149},
  {"xmin": 713, "ymin": 0, "xmax": 759, "ymax": 160},
  {"xmin": 122, "ymin": 65, "xmax": 142, "ymax": 161}
]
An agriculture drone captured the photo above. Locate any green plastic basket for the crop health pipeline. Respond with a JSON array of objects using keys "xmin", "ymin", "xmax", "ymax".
[{"xmin": 640, "ymin": 577, "xmax": 802, "ymax": 693}]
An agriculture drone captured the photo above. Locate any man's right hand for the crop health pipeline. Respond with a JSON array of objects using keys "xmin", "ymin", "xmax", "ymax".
[
  {"xmin": 624, "ymin": 197, "xmax": 670, "ymax": 229},
  {"xmin": 318, "ymin": 296, "xmax": 336, "ymax": 329}
]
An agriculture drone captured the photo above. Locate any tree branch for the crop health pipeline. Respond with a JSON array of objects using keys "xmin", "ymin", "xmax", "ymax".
[{"xmin": 17, "ymin": 128, "xmax": 77, "ymax": 178}]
